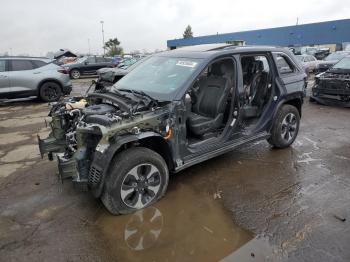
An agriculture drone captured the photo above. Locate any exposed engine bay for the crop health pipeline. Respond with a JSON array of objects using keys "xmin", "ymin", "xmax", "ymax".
[{"xmin": 38, "ymin": 87, "xmax": 170, "ymax": 188}]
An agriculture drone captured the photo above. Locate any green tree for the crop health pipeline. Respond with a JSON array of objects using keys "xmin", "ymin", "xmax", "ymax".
[
  {"xmin": 104, "ymin": 38, "xmax": 123, "ymax": 56},
  {"xmin": 183, "ymin": 25, "xmax": 193, "ymax": 39}
]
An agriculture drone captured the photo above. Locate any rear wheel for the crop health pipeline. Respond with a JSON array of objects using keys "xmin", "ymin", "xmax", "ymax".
[
  {"xmin": 101, "ymin": 147, "xmax": 169, "ymax": 215},
  {"xmin": 70, "ymin": 69, "xmax": 81, "ymax": 79},
  {"xmin": 39, "ymin": 82, "xmax": 62, "ymax": 102},
  {"xmin": 268, "ymin": 104, "xmax": 300, "ymax": 148}
]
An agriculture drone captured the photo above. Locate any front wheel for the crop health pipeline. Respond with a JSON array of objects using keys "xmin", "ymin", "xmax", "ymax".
[
  {"xmin": 101, "ymin": 147, "xmax": 169, "ymax": 215},
  {"xmin": 268, "ymin": 104, "xmax": 300, "ymax": 148}
]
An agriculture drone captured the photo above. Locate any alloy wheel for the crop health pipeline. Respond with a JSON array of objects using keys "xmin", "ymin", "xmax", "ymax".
[
  {"xmin": 121, "ymin": 163, "xmax": 161, "ymax": 209},
  {"xmin": 281, "ymin": 113, "xmax": 297, "ymax": 142}
]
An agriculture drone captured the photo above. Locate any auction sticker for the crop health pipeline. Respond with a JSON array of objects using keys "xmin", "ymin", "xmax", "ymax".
[{"xmin": 176, "ymin": 61, "xmax": 198, "ymax": 68}]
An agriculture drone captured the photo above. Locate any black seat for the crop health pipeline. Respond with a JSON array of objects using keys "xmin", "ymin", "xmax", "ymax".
[
  {"xmin": 241, "ymin": 60, "xmax": 269, "ymax": 118},
  {"xmin": 188, "ymin": 63, "xmax": 231, "ymax": 136},
  {"xmin": 250, "ymin": 60, "xmax": 269, "ymax": 108}
]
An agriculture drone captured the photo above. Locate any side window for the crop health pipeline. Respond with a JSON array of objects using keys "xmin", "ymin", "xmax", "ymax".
[
  {"xmin": 10, "ymin": 60, "xmax": 35, "ymax": 71},
  {"xmin": 96, "ymin": 57, "xmax": 106, "ymax": 63},
  {"xmin": 32, "ymin": 60, "xmax": 47, "ymax": 68},
  {"xmin": 86, "ymin": 57, "xmax": 96, "ymax": 64},
  {"xmin": 0, "ymin": 60, "xmax": 6, "ymax": 72},
  {"xmin": 276, "ymin": 55, "xmax": 295, "ymax": 74}
]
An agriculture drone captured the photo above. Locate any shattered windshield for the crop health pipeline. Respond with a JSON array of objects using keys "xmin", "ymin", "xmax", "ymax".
[
  {"xmin": 332, "ymin": 57, "xmax": 350, "ymax": 69},
  {"xmin": 112, "ymin": 56, "xmax": 202, "ymax": 100}
]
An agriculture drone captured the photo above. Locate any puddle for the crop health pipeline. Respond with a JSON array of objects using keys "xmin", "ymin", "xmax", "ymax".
[{"xmin": 96, "ymin": 181, "xmax": 253, "ymax": 262}]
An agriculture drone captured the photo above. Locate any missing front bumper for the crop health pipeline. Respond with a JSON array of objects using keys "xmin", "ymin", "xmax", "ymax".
[{"xmin": 37, "ymin": 135, "xmax": 66, "ymax": 159}]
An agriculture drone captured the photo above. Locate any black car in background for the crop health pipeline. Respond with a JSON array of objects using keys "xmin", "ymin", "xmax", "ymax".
[
  {"xmin": 317, "ymin": 51, "xmax": 350, "ymax": 73},
  {"xmin": 63, "ymin": 56, "xmax": 115, "ymax": 79},
  {"xmin": 95, "ymin": 56, "xmax": 150, "ymax": 89}
]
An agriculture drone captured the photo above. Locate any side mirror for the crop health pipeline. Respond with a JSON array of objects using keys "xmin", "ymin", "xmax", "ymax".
[{"xmin": 84, "ymin": 61, "xmax": 88, "ymax": 65}]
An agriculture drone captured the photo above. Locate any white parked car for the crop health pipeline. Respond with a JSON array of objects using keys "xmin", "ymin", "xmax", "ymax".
[{"xmin": 295, "ymin": 55, "xmax": 319, "ymax": 73}]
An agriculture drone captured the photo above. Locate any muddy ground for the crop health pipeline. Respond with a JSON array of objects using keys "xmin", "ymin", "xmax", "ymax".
[{"xmin": 0, "ymin": 79, "xmax": 349, "ymax": 262}]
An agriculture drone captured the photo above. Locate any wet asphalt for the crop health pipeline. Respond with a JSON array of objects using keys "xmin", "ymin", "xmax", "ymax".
[{"xmin": 0, "ymin": 78, "xmax": 349, "ymax": 262}]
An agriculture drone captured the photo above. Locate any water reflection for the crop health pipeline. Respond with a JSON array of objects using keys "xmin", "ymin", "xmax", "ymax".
[
  {"xmin": 97, "ymin": 182, "xmax": 253, "ymax": 262},
  {"xmin": 124, "ymin": 207, "xmax": 163, "ymax": 251}
]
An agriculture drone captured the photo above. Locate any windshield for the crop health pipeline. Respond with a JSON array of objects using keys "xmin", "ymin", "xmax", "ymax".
[
  {"xmin": 112, "ymin": 56, "xmax": 202, "ymax": 100},
  {"xmin": 324, "ymin": 52, "xmax": 350, "ymax": 61},
  {"xmin": 75, "ymin": 57, "xmax": 87, "ymax": 63},
  {"xmin": 332, "ymin": 57, "xmax": 350, "ymax": 70}
]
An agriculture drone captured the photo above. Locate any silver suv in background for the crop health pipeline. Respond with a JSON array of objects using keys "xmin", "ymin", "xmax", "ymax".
[{"xmin": 0, "ymin": 57, "xmax": 72, "ymax": 102}]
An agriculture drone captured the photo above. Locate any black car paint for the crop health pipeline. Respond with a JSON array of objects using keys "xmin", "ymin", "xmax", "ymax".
[
  {"xmin": 65, "ymin": 57, "xmax": 115, "ymax": 77},
  {"xmin": 87, "ymin": 46, "xmax": 306, "ymax": 197}
]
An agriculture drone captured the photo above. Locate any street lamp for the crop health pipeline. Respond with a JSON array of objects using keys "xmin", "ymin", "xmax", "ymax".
[{"xmin": 100, "ymin": 21, "xmax": 105, "ymax": 56}]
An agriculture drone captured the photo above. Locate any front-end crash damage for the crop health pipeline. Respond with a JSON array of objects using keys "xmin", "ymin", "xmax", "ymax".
[
  {"xmin": 311, "ymin": 57, "xmax": 350, "ymax": 107},
  {"xmin": 38, "ymin": 90, "xmax": 172, "ymax": 192}
]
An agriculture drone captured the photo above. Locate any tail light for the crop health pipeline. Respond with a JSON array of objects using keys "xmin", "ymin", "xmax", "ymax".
[{"xmin": 57, "ymin": 68, "xmax": 69, "ymax": 74}]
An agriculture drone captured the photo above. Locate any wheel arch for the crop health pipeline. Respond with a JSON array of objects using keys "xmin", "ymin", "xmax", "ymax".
[
  {"xmin": 91, "ymin": 132, "xmax": 174, "ymax": 198},
  {"xmin": 37, "ymin": 78, "xmax": 63, "ymax": 94},
  {"xmin": 283, "ymin": 96, "xmax": 303, "ymax": 117}
]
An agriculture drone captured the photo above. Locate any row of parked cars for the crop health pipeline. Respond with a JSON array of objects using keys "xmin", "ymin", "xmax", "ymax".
[
  {"xmin": 1, "ymin": 49, "xmax": 349, "ymax": 105},
  {"xmin": 0, "ymin": 55, "xmax": 142, "ymax": 101},
  {"xmin": 296, "ymin": 51, "xmax": 350, "ymax": 73}
]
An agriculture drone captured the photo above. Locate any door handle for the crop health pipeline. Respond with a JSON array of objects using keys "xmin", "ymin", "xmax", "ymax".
[{"xmin": 33, "ymin": 72, "xmax": 41, "ymax": 74}]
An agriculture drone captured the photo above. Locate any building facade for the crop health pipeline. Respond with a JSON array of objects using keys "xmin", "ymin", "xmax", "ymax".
[{"xmin": 167, "ymin": 19, "xmax": 350, "ymax": 50}]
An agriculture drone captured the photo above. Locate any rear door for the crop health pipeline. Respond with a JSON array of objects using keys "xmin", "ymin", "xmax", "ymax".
[
  {"xmin": 0, "ymin": 59, "xmax": 11, "ymax": 95},
  {"xmin": 273, "ymin": 52, "xmax": 306, "ymax": 95},
  {"xmin": 8, "ymin": 59, "xmax": 41, "ymax": 95},
  {"xmin": 95, "ymin": 57, "xmax": 113, "ymax": 70},
  {"xmin": 82, "ymin": 56, "xmax": 97, "ymax": 74}
]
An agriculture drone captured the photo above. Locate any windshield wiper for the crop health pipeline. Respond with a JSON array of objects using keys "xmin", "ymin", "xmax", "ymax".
[{"xmin": 118, "ymin": 88, "xmax": 157, "ymax": 103}]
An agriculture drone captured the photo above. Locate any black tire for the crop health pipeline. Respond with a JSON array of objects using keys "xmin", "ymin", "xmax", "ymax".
[
  {"xmin": 70, "ymin": 69, "xmax": 81, "ymax": 79},
  {"xmin": 39, "ymin": 82, "xmax": 62, "ymax": 102},
  {"xmin": 267, "ymin": 104, "xmax": 300, "ymax": 149},
  {"xmin": 309, "ymin": 96, "xmax": 316, "ymax": 103},
  {"xmin": 101, "ymin": 147, "xmax": 169, "ymax": 215}
]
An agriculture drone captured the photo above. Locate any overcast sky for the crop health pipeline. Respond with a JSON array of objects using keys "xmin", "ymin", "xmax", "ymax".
[{"xmin": 0, "ymin": 0, "xmax": 349, "ymax": 56}]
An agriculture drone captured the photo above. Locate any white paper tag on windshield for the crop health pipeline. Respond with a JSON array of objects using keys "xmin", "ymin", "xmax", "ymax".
[{"xmin": 176, "ymin": 61, "xmax": 197, "ymax": 68}]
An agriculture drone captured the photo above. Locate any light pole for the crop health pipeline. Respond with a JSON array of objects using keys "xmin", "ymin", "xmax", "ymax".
[
  {"xmin": 100, "ymin": 21, "xmax": 105, "ymax": 56},
  {"xmin": 88, "ymin": 38, "xmax": 91, "ymax": 55}
]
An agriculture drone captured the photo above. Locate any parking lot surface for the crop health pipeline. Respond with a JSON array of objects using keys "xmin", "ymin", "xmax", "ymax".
[{"xmin": 0, "ymin": 79, "xmax": 349, "ymax": 261}]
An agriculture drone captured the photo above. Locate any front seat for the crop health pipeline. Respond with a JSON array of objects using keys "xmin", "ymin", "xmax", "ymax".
[{"xmin": 188, "ymin": 63, "xmax": 231, "ymax": 136}]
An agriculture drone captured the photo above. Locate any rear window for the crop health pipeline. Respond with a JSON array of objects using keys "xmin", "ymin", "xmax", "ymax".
[
  {"xmin": 32, "ymin": 60, "xmax": 47, "ymax": 68},
  {"xmin": 10, "ymin": 60, "xmax": 35, "ymax": 71}
]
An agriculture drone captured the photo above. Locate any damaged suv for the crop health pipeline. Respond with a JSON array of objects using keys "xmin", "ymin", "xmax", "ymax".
[
  {"xmin": 311, "ymin": 55, "xmax": 350, "ymax": 107},
  {"xmin": 38, "ymin": 44, "xmax": 306, "ymax": 215}
]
